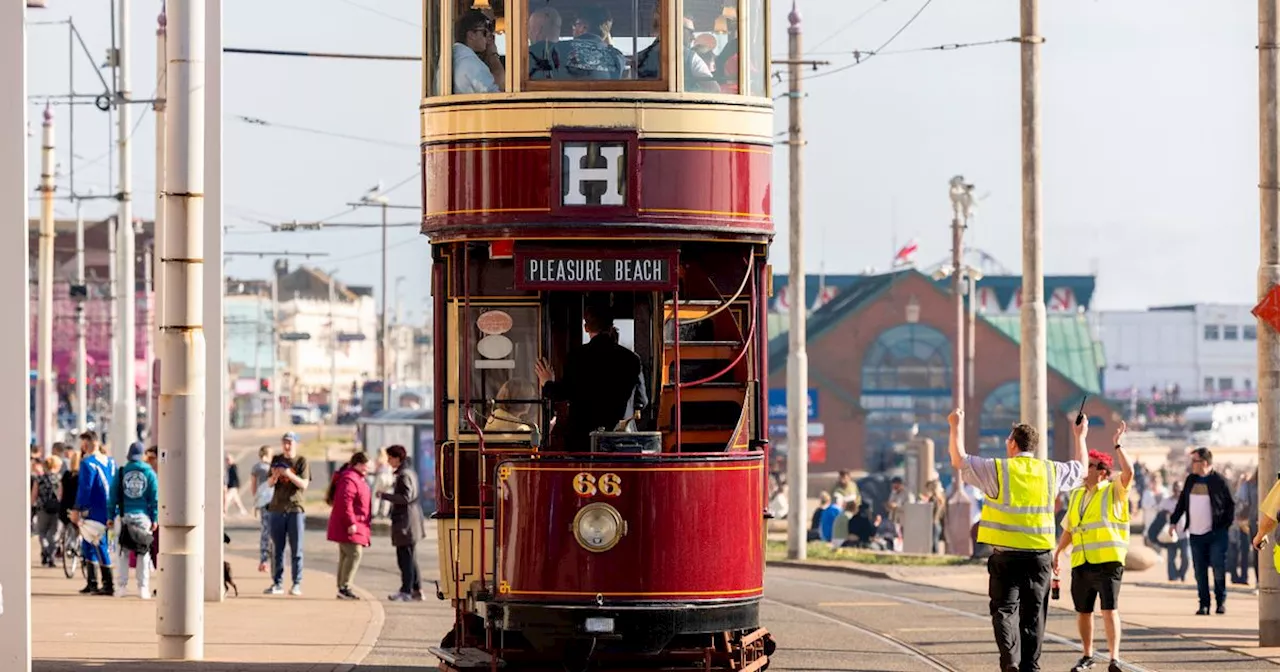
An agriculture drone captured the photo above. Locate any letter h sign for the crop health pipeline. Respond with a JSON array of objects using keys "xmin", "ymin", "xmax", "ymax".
[{"xmin": 562, "ymin": 142, "xmax": 626, "ymax": 206}]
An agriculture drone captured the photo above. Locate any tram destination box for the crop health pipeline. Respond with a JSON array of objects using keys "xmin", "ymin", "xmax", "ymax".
[{"xmin": 514, "ymin": 248, "xmax": 678, "ymax": 291}]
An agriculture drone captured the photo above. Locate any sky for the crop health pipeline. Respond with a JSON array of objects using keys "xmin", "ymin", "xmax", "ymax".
[{"xmin": 24, "ymin": 0, "xmax": 1260, "ymax": 314}]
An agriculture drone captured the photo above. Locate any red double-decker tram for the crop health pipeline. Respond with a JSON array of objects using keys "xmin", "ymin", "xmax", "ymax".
[{"xmin": 421, "ymin": 0, "xmax": 774, "ymax": 669}]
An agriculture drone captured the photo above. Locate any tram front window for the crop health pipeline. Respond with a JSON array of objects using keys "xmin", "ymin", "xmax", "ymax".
[
  {"xmin": 462, "ymin": 306, "xmax": 541, "ymax": 435},
  {"xmin": 522, "ymin": 0, "xmax": 662, "ymax": 89}
]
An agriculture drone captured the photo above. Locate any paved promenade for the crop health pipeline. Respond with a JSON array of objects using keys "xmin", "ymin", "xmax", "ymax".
[{"xmin": 31, "ymin": 537, "xmax": 384, "ymax": 671}]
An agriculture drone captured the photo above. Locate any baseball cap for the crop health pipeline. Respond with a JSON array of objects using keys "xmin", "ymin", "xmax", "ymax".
[{"xmin": 282, "ymin": 432, "xmax": 299, "ymax": 442}]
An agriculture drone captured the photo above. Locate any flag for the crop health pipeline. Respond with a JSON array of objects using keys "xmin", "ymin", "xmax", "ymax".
[{"xmin": 893, "ymin": 239, "xmax": 919, "ymax": 267}]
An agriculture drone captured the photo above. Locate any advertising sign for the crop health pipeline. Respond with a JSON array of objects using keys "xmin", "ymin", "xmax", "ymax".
[{"xmin": 767, "ymin": 388, "xmax": 818, "ymax": 421}]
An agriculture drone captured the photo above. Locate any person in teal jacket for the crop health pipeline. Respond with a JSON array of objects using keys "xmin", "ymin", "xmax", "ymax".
[{"xmin": 110, "ymin": 442, "xmax": 159, "ymax": 598}]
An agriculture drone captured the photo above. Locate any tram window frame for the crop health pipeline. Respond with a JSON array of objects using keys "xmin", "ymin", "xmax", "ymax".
[
  {"xmin": 520, "ymin": 0, "xmax": 670, "ymax": 92},
  {"xmin": 424, "ymin": 0, "xmax": 443, "ymax": 97},
  {"xmin": 440, "ymin": 0, "xmax": 511, "ymax": 98},
  {"xmin": 452, "ymin": 303, "xmax": 545, "ymax": 439}
]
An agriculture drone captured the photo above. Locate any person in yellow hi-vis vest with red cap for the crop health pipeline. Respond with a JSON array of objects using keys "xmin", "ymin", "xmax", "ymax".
[
  {"xmin": 1054, "ymin": 422, "xmax": 1133, "ymax": 672},
  {"xmin": 948, "ymin": 408, "xmax": 1087, "ymax": 672}
]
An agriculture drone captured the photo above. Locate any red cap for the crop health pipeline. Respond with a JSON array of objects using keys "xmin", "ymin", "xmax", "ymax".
[{"xmin": 1088, "ymin": 449, "xmax": 1113, "ymax": 472}]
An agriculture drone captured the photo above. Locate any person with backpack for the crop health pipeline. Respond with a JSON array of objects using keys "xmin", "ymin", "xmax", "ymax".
[
  {"xmin": 32, "ymin": 456, "xmax": 63, "ymax": 567},
  {"xmin": 326, "ymin": 452, "xmax": 372, "ymax": 600},
  {"xmin": 110, "ymin": 442, "xmax": 159, "ymax": 599}
]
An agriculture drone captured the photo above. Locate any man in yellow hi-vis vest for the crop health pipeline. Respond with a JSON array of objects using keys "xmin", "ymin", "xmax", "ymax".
[
  {"xmin": 948, "ymin": 408, "xmax": 1087, "ymax": 672},
  {"xmin": 1054, "ymin": 422, "xmax": 1132, "ymax": 672}
]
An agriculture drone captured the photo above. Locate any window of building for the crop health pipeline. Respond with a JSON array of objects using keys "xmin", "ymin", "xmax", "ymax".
[
  {"xmin": 978, "ymin": 381, "xmax": 1055, "ymax": 458},
  {"xmin": 1204, "ymin": 377, "xmax": 1215, "ymax": 392},
  {"xmin": 447, "ymin": 0, "xmax": 508, "ymax": 95},
  {"xmin": 1219, "ymin": 377, "xmax": 1234, "ymax": 392},
  {"xmin": 523, "ymin": 0, "xmax": 663, "ymax": 90},
  {"xmin": 861, "ymin": 324, "xmax": 952, "ymax": 471},
  {"xmin": 1204, "ymin": 325, "xmax": 1220, "ymax": 341},
  {"xmin": 1245, "ymin": 324, "xmax": 1258, "ymax": 341},
  {"xmin": 460, "ymin": 305, "xmax": 541, "ymax": 434},
  {"xmin": 1224, "ymin": 325, "xmax": 1239, "ymax": 340}
]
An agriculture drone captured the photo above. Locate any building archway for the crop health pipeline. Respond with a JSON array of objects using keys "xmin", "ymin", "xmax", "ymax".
[
  {"xmin": 979, "ymin": 381, "xmax": 1055, "ymax": 457},
  {"xmin": 860, "ymin": 323, "xmax": 952, "ymax": 472}
]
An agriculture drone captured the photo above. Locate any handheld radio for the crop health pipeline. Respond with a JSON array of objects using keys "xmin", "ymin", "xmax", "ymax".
[{"xmin": 1075, "ymin": 396, "xmax": 1087, "ymax": 426}]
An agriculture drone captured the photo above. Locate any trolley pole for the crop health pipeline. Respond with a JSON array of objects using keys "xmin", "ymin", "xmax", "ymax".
[
  {"xmin": 785, "ymin": 2, "xmax": 808, "ymax": 561},
  {"xmin": 37, "ymin": 105, "xmax": 56, "ymax": 452},
  {"xmin": 1, "ymin": 4, "xmax": 32, "ymax": 669},
  {"xmin": 1257, "ymin": 0, "xmax": 1280, "ymax": 646},
  {"xmin": 380, "ymin": 200, "xmax": 389, "ymax": 409},
  {"xmin": 75, "ymin": 199, "xmax": 88, "ymax": 432},
  {"xmin": 1018, "ymin": 0, "xmax": 1048, "ymax": 457},
  {"xmin": 157, "ymin": 0, "xmax": 207, "ymax": 658},
  {"xmin": 114, "ymin": 0, "xmax": 138, "ymax": 463}
]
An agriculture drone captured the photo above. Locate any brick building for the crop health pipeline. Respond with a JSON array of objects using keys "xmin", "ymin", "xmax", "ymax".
[{"xmin": 767, "ymin": 269, "xmax": 1121, "ymax": 473}]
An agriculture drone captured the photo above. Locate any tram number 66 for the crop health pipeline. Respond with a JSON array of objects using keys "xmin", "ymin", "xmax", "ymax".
[{"xmin": 573, "ymin": 472, "xmax": 622, "ymax": 498}]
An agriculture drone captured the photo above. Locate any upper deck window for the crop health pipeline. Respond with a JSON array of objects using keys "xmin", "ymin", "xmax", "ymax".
[
  {"xmin": 523, "ymin": 0, "xmax": 665, "ymax": 91},
  {"xmin": 451, "ymin": 1, "xmax": 509, "ymax": 94}
]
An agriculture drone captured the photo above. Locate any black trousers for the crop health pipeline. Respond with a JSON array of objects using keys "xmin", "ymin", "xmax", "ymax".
[
  {"xmin": 396, "ymin": 543, "xmax": 421, "ymax": 595},
  {"xmin": 988, "ymin": 550, "xmax": 1052, "ymax": 672}
]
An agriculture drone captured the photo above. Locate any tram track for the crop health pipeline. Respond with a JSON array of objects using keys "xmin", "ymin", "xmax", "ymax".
[
  {"xmin": 763, "ymin": 596, "xmax": 959, "ymax": 671},
  {"xmin": 768, "ymin": 574, "xmax": 1160, "ymax": 672}
]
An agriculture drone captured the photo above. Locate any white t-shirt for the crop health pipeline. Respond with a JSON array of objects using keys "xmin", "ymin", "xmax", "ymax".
[
  {"xmin": 452, "ymin": 43, "xmax": 500, "ymax": 94},
  {"xmin": 1189, "ymin": 489, "xmax": 1214, "ymax": 536}
]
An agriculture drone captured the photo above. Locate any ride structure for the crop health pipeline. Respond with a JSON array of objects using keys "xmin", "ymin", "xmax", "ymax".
[{"xmin": 421, "ymin": 0, "xmax": 774, "ymax": 669}]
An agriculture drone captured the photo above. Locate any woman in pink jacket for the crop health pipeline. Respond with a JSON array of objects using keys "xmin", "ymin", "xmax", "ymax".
[{"xmin": 326, "ymin": 451, "xmax": 372, "ymax": 600}]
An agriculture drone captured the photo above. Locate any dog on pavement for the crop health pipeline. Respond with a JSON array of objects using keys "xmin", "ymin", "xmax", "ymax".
[{"xmin": 223, "ymin": 533, "xmax": 238, "ymax": 597}]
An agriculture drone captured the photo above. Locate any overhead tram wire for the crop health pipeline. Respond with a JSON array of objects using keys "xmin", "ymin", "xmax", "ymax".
[
  {"xmin": 231, "ymin": 114, "xmax": 416, "ymax": 149},
  {"xmin": 333, "ymin": 0, "xmax": 421, "ymax": 28},
  {"xmin": 223, "ymin": 47, "xmax": 418, "ymax": 62},
  {"xmin": 804, "ymin": 37, "xmax": 1021, "ymax": 58},
  {"xmin": 804, "ymin": 0, "xmax": 894, "ymax": 55},
  {"xmin": 801, "ymin": 0, "xmax": 937, "ymax": 82}
]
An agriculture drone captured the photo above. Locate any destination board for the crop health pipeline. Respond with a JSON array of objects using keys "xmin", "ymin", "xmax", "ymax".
[{"xmin": 514, "ymin": 250, "xmax": 678, "ymax": 291}]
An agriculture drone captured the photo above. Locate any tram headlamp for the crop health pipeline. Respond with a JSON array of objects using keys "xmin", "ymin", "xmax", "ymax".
[{"xmin": 573, "ymin": 503, "xmax": 625, "ymax": 553}]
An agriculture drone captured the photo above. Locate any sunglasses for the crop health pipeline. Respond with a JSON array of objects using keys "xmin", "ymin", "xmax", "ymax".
[
  {"xmin": 469, "ymin": 25, "xmax": 494, "ymax": 36},
  {"xmin": 1088, "ymin": 462, "xmax": 1108, "ymax": 471}
]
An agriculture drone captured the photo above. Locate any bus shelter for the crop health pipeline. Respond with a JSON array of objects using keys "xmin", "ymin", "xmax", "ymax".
[{"xmin": 356, "ymin": 408, "xmax": 437, "ymax": 514}]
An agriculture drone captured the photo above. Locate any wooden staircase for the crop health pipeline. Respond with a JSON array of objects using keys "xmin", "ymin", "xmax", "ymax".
[{"xmin": 659, "ymin": 300, "xmax": 752, "ymax": 452}]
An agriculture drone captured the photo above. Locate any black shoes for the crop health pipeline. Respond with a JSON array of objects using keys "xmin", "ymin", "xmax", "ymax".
[
  {"xmin": 336, "ymin": 587, "xmax": 358, "ymax": 600},
  {"xmin": 1217, "ymin": 604, "xmax": 1226, "ymax": 615},
  {"xmin": 1196, "ymin": 606, "xmax": 1210, "ymax": 615},
  {"xmin": 1072, "ymin": 655, "xmax": 1096, "ymax": 671},
  {"xmin": 1108, "ymin": 660, "xmax": 1123, "ymax": 672}
]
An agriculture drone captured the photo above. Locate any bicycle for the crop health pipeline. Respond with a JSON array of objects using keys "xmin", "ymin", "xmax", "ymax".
[{"xmin": 59, "ymin": 522, "xmax": 85, "ymax": 580}]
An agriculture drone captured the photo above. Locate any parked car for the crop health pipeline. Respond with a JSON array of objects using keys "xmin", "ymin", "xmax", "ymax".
[{"xmin": 290, "ymin": 404, "xmax": 321, "ymax": 425}]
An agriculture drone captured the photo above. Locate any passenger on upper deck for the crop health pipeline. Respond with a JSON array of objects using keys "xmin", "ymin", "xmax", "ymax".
[
  {"xmin": 452, "ymin": 9, "xmax": 505, "ymax": 94},
  {"xmin": 528, "ymin": 6, "xmax": 564, "ymax": 80},
  {"xmin": 634, "ymin": 16, "xmax": 718, "ymax": 91},
  {"xmin": 561, "ymin": 5, "xmax": 626, "ymax": 80},
  {"xmin": 535, "ymin": 305, "xmax": 645, "ymax": 452}
]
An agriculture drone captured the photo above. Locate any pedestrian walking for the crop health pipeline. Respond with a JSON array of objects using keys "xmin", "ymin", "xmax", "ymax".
[
  {"xmin": 1170, "ymin": 447, "xmax": 1235, "ymax": 615},
  {"xmin": 224, "ymin": 453, "xmax": 249, "ymax": 517},
  {"xmin": 110, "ymin": 442, "xmax": 159, "ymax": 599},
  {"xmin": 326, "ymin": 451, "xmax": 372, "ymax": 600},
  {"xmin": 265, "ymin": 432, "xmax": 311, "ymax": 596},
  {"xmin": 948, "ymin": 408, "xmax": 1087, "ymax": 672},
  {"xmin": 74, "ymin": 431, "xmax": 118, "ymax": 596},
  {"xmin": 249, "ymin": 445, "xmax": 275, "ymax": 574},
  {"xmin": 379, "ymin": 444, "xmax": 425, "ymax": 601},
  {"xmin": 1054, "ymin": 422, "xmax": 1133, "ymax": 672},
  {"xmin": 32, "ymin": 455, "xmax": 62, "ymax": 567}
]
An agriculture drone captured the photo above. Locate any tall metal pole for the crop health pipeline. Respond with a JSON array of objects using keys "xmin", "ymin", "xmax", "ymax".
[
  {"xmin": 951, "ymin": 205, "xmax": 965, "ymax": 420},
  {"xmin": 1018, "ymin": 0, "xmax": 1048, "ymax": 458},
  {"xmin": 203, "ymin": 0, "xmax": 226, "ymax": 604},
  {"xmin": 270, "ymin": 273, "xmax": 281, "ymax": 426},
  {"xmin": 380, "ymin": 201, "xmax": 389, "ymax": 411},
  {"xmin": 967, "ymin": 271, "xmax": 977, "ymax": 401},
  {"xmin": 37, "ymin": 105, "xmax": 56, "ymax": 451},
  {"xmin": 114, "ymin": 0, "xmax": 138, "ymax": 463},
  {"xmin": 150, "ymin": 9, "xmax": 166, "ymax": 451},
  {"xmin": 142, "ymin": 245, "xmax": 153, "ymax": 432},
  {"xmin": 108, "ymin": 216, "xmax": 118, "ymax": 436},
  {"xmin": 1257, "ymin": 0, "xmax": 1280, "ymax": 646},
  {"xmin": 784, "ymin": 1, "xmax": 809, "ymax": 562},
  {"xmin": 1, "ymin": 5, "xmax": 33, "ymax": 669},
  {"xmin": 330, "ymin": 276, "xmax": 339, "ymax": 421},
  {"xmin": 157, "ymin": 0, "xmax": 207, "ymax": 658},
  {"xmin": 75, "ymin": 200, "xmax": 88, "ymax": 432}
]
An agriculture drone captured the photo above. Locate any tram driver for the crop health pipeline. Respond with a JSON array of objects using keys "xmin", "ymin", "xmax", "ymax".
[
  {"xmin": 452, "ymin": 9, "xmax": 506, "ymax": 94},
  {"xmin": 534, "ymin": 303, "xmax": 647, "ymax": 451}
]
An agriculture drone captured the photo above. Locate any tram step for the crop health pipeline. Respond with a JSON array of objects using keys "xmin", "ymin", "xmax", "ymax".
[
  {"xmin": 662, "ymin": 341, "xmax": 743, "ymax": 359},
  {"xmin": 429, "ymin": 646, "xmax": 505, "ymax": 668},
  {"xmin": 660, "ymin": 382, "xmax": 747, "ymax": 402}
]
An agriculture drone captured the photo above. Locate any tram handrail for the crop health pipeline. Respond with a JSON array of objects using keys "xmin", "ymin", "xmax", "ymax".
[
  {"xmin": 678, "ymin": 264, "xmax": 756, "ymax": 389},
  {"xmin": 678, "ymin": 256, "xmax": 754, "ymax": 327}
]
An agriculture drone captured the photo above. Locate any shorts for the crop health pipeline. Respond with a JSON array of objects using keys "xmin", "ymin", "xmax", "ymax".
[{"xmin": 1071, "ymin": 561, "xmax": 1124, "ymax": 613}]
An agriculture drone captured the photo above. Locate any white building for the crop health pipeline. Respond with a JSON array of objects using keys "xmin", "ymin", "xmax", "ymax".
[
  {"xmin": 1096, "ymin": 303, "xmax": 1258, "ymax": 402},
  {"xmin": 275, "ymin": 265, "xmax": 379, "ymax": 402}
]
